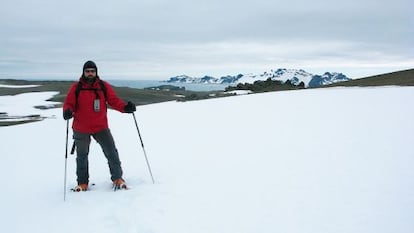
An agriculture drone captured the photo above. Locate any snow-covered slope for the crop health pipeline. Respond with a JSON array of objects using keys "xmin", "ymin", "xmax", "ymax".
[
  {"xmin": 166, "ymin": 68, "xmax": 351, "ymax": 87},
  {"xmin": 1, "ymin": 87, "xmax": 413, "ymax": 233}
]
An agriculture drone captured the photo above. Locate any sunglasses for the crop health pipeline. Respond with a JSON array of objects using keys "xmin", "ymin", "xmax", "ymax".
[{"xmin": 84, "ymin": 69, "xmax": 96, "ymax": 73}]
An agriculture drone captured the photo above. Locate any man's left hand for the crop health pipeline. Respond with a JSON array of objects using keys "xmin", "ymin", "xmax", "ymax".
[{"xmin": 124, "ymin": 101, "xmax": 136, "ymax": 113}]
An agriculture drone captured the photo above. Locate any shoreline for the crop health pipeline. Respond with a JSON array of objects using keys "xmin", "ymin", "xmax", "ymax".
[{"xmin": 0, "ymin": 79, "xmax": 234, "ymax": 127}]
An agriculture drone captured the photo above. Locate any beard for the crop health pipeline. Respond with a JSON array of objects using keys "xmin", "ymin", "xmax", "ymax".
[{"xmin": 83, "ymin": 74, "xmax": 97, "ymax": 83}]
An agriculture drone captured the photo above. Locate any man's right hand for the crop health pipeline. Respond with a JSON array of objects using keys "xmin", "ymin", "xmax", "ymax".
[{"xmin": 63, "ymin": 109, "xmax": 73, "ymax": 120}]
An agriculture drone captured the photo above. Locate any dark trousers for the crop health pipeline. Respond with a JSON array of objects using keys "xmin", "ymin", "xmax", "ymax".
[{"xmin": 73, "ymin": 128, "xmax": 123, "ymax": 184}]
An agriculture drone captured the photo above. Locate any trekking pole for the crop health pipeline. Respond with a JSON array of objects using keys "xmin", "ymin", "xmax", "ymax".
[
  {"xmin": 132, "ymin": 112, "xmax": 155, "ymax": 184},
  {"xmin": 63, "ymin": 120, "xmax": 69, "ymax": 201}
]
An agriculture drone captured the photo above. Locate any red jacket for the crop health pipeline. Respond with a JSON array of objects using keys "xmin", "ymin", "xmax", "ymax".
[{"xmin": 63, "ymin": 77, "xmax": 126, "ymax": 133}]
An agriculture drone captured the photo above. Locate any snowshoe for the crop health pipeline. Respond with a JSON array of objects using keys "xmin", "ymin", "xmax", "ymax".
[
  {"xmin": 113, "ymin": 178, "xmax": 128, "ymax": 191},
  {"xmin": 71, "ymin": 183, "xmax": 88, "ymax": 192}
]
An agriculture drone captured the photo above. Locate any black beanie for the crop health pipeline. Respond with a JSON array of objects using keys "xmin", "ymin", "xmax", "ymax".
[{"xmin": 83, "ymin": 61, "xmax": 98, "ymax": 74}]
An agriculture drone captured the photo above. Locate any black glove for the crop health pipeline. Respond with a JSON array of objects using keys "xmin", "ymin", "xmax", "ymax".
[
  {"xmin": 124, "ymin": 101, "xmax": 136, "ymax": 113},
  {"xmin": 63, "ymin": 109, "xmax": 73, "ymax": 120}
]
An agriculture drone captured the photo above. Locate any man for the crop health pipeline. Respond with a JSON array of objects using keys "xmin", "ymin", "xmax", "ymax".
[{"xmin": 63, "ymin": 60, "xmax": 136, "ymax": 191}]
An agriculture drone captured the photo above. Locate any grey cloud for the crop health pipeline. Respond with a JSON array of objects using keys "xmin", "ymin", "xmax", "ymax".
[{"xmin": 0, "ymin": 0, "xmax": 412, "ymax": 79}]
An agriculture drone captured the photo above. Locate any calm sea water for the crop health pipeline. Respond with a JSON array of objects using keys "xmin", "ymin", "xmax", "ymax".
[
  {"xmin": 15, "ymin": 78, "xmax": 230, "ymax": 92},
  {"xmin": 106, "ymin": 80, "xmax": 229, "ymax": 92}
]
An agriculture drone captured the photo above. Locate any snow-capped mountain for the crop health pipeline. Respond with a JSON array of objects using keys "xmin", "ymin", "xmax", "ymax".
[
  {"xmin": 236, "ymin": 69, "xmax": 315, "ymax": 87},
  {"xmin": 308, "ymin": 72, "xmax": 351, "ymax": 88},
  {"xmin": 166, "ymin": 68, "xmax": 351, "ymax": 88},
  {"xmin": 167, "ymin": 75, "xmax": 219, "ymax": 84}
]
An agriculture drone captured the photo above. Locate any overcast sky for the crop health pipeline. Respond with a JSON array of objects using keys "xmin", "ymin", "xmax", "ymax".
[{"xmin": 0, "ymin": 0, "xmax": 413, "ymax": 80}]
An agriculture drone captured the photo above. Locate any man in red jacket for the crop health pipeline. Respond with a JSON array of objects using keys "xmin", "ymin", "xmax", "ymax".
[{"xmin": 63, "ymin": 61, "xmax": 136, "ymax": 191}]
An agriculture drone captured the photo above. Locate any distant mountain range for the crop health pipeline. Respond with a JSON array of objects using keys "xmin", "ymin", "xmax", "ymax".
[{"xmin": 166, "ymin": 68, "xmax": 351, "ymax": 88}]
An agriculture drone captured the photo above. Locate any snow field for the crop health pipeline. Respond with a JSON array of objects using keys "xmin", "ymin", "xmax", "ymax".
[{"xmin": 0, "ymin": 86, "xmax": 413, "ymax": 233}]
